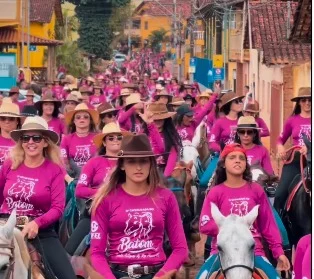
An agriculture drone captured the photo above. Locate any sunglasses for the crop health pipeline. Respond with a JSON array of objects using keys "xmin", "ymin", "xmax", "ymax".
[
  {"xmin": 75, "ymin": 115, "xmax": 90, "ymax": 120},
  {"xmin": 104, "ymin": 113, "xmax": 117, "ymax": 119},
  {"xmin": 20, "ymin": 135, "xmax": 44, "ymax": 143},
  {"xmin": 0, "ymin": 117, "xmax": 17, "ymax": 122},
  {"xmin": 233, "ymin": 99, "xmax": 243, "ymax": 104},
  {"xmin": 105, "ymin": 135, "xmax": 123, "ymax": 142},
  {"xmin": 237, "ymin": 130, "xmax": 254, "ymax": 136},
  {"xmin": 300, "ymin": 98, "xmax": 311, "ymax": 103}
]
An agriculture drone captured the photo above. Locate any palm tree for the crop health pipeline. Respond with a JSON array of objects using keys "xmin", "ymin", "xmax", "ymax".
[{"xmin": 148, "ymin": 28, "xmax": 169, "ymax": 53}]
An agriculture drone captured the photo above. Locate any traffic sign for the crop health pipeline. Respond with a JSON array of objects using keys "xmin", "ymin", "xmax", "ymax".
[
  {"xmin": 207, "ymin": 69, "xmax": 214, "ymax": 83},
  {"xmin": 213, "ymin": 55, "xmax": 223, "ymax": 68},
  {"xmin": 189, "ymin": 58, "xmax": 196, "ymax": 73},
  {"xmin": 29, "ymin": 45, "xmax": 37, "ymax": 52},
  {"xmin": 213, "ymin": 68, "xmax": 224, "ymax": 80}
]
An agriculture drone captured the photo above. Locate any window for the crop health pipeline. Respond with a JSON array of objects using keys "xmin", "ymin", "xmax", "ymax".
[
  {"xmin": 132, "ymin": 20, "xmax": 141, "ymax": 29},
  {"xmin": 144, "ymin": 21, "xmax": 148, "ymax": 30},
  {"xmin": 229, "ymin": 12, "xmax": 236, "ymax": 29}
]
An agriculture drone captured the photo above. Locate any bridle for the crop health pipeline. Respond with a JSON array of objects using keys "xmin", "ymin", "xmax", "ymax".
[
  {"xmin": 170, "ymin": 165, "xmax": 192, "ymax": 204},
  {"xmin": 0, "ymin": 241, "xmax": 15, "ymax": 279}
]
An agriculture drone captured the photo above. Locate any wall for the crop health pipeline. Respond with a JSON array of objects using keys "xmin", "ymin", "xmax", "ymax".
[
  {"xmin": 292, "ymin": 62, "xmax": 311, "ymax": 97},
  {"xmin": 140, "ymin": 15, "xmax": 171, "ymax": 42}
]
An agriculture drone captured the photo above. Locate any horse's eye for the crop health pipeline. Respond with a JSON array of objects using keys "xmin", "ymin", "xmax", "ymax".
[
  {"xmin": 217, "ymin": 245, "xmax": 223, "ymax": 252},
  {"xmin": 0, "ymin": 265, "xmax": 8, "ymax": 272},
  {"xmin": 249, "ymin": 243, "xmax": 255, "ymax": 250}
]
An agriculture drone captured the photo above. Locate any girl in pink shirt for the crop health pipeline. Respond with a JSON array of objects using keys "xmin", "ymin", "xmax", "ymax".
[
  {"xmin": 65, "ymin": 123, "xmax": 130, "ymax": 256},
  {"xmin": 61, "ymin": 103, "xmax": 99, "ymax": 182},
  {"xmin": 0, "ymin": 102, "xmax": 22, "ymax": 169},
  {"xmin": 90, "ymin": 134, "xmax": 188, "ymax": 279},
  {"xmin": 0, "ymin": 116, "xmax": 76, "ymax": 279},
  {"xmin": 90, "ymin": 86, "xmax": 106, "ymax": 108},
  {"xmin": 197, "ymin": 144, "xmax": 290, "ymax": 279}
]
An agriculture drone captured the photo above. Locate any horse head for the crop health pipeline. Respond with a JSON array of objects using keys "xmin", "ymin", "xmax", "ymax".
[{"xmin": 211, "ymin": 203, "xmax": 259, "ymax": 279}]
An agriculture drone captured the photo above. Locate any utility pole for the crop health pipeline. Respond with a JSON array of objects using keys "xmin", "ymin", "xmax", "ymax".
[
  {"xmin": 189, "ymin": 0, "xmax": 196, "ymax": 58},
  {"xmin": 27, "ymin": 0, "xmax": 30, "ymax": 69},
  {"xmin": 20, "ymin": 0, "xmax": 24, "ymax": 68}
]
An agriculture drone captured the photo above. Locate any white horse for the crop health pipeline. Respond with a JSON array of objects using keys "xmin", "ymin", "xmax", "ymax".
[
  {"xmin": 0, "ymin": 210, "xmax": 32, "ymax": 279},
  {"xmin": 199, "ymin": 203, "xmax": 259, "ymax": 279}
]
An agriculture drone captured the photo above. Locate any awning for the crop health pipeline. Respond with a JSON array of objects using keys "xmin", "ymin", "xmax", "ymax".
[{"xmin": 0, "ymin": 28, "xmax": 63, "ymax": 46}]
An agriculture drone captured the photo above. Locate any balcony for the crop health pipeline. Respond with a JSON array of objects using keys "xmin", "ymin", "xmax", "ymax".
[{"xmin": 194, "ymin": 31, "xmax": 205, "ymax": 46}]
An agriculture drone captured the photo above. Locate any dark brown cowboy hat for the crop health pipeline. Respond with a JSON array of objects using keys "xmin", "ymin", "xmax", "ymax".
[
  {"xmin": 97, "ymin": 102, "xmax": 119, "ymax": 115},
  {"xmin": 220, "ymin": 92, "xmax": 244, "ymax": 110},
  {"xmin": 79, "ymin": 86, "xmax": 93, "ymax": 95},
  {"xmin": 291, "ymin": 87, "xmax": 311, "ymax": 102},
  {"xmin": 35, "ymin": 92, "xmax": 61, "ymax": 110},
  {"xmin": 243, "ymin": 101, "xmax": 260, "ymax": 113},
  {"xmin": 108, "ymin": 134, "xmax": 155, "ymax": 158},
  {"xmin": 9, "ymin": 86, "xmax": 19, "ymax": 94},
  {"xmin": 147, "ymin": 103, "xmax": 176, "ymax": 120},
  {"xmin": 122, "ymin": 83, "xmax": 139, "ymax": 90}
]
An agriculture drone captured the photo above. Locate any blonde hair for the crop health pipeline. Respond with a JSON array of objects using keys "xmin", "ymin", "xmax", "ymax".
[
  {"xmin": 92, "ymin": 157, "xmax": 161, "ymax": 211},
  {"xmin": 10, "ymin": 136, "xmax": 64, "ymax": 170}
]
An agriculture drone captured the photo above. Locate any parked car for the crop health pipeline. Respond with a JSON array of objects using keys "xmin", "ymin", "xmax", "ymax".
[{"xmin": 113, "ymin": 53, "xmax": 127, "ymax": 68}]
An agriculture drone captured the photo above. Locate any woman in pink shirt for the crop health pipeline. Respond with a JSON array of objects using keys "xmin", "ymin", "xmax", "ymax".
[
  {"xmin": 65, "ymin": 123, "xmax": 130, "ymax": 256},
  {"xmin": 197, "ymin": 143, "xmax": 290, "ymax": 279},
  {"xmin": 35, "ymin": 92, "xmax": 65, "ymax": 138},
  {"xmin": 97, "ymin": 102, "xmax": 120, "ymax": 130},
  {"xmin": 234, "ymin": 116, "xmax": 274, "ymax": 175},
  {"xmin": 0, "ymin": 116, "xmax": 76, "ymax": 279},
  {"xmin": 90, "ymin": 134, "xmax": 188, "ymax": 279},
  {"xmin": 208, "ymin": 92, "xmax": 244, "ymax": 152},
  {"xmin": 61, "ymin": 103, "xmax": 99, "ymax": 182},
  {"xmin": 90, "ymin": 86, "xmax": 105, "ymax": 108},
  {"xmin": 293, "ymin": 234, "xmax": 311, "ymax": 279},
  {"xmin": 0, "ymin": 102, "xmax": 22, "ymax": 169},
  {"xmin": 243, "ymin": 101, "xmax": 270, "ymax": 137},
  {"xmin": 274, "ymin": 87, "xmax": 311, "ymax": 214}
]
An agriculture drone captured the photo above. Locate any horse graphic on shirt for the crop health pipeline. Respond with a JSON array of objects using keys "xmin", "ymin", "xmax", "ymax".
[
  {"xmin": 74, "ymin": 146, "xmax": 91, "ymax": 165},
  {"xmin": 0, "ymin": 147, "xmax": 10, "ymax": 165},
  {"xmin": 124, "ymin": 212, "xmax": 153, "ymax": 239},
  {"xmin": 230, "ymin": 200, "xmax": 249, "ymax": 217},
  {"xmin": 8, "ymin": 178, "xmax": 35, "ymax": 201},
  {"xmin": 298, "ymin": 125, "xmax": 311, "ymax": 146}
]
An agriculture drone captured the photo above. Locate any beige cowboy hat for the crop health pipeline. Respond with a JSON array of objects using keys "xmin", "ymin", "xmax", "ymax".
[
  {"xmin": 291, "ymin": 87, "xmax": 311, "ymax": 102},
  {"xmin": 120, "ymin": 88, "xmax": 131, "ymax": 97},
  {"xmin": 220, "ymin": 92, "xmax": 244, "ymax": 110},
  {"xmin": 25, "ymin": 89, "xmax": 35, "ymax": 97},
  {"xmin": 65, "ymin": 103, "xmax": 99, "ymax": 126},
  {"xmin": 156, "ymin": 84, "xmax": 164, "ymax": 91},
  {"xmin": 97, "ymin": 102, "xmax": 119, "ymax": 115},
  {"xmin": 71, "ymin": 90, "xmax": 83, "ymax": 100},
  {"xmin": 125, "ymin": 93, "xmax": 142, "ymax": 107},
  {"xmin": 169, "ymin": 96, "xmax": 185, "ymax": 106},
  {"xmin": 147, "ymin": 103, "xmax": 176, "ymax": 120},
  {"xmin": 86, "ymin": 76, "xmax": 96, "ymax": 83},
  {"xmin": 0, "ymin": 102, "xmax": 21, "ymax": 118},
  {"xmin": 11, "ymin": 116, "xmax": 59, "ymax": 144},
  {"xmin": 35, "ymin": 93, "xmax": 62, "ymax": 110},
  {"xmin": 196, "ymin": 89, "xmax": 213, "ymax": 103},
  {"xmin": 93, "ymin": 122, "xmax": 131, "ymax": 148},
  {"xmin": 79, "ymin": 86, "xmax": 93, "ymax": 95},
  {"xmin": 9, "ymin": 86, "xmax": 19, "ymax": 94},
  {"xmin": 154, "ymin": 90, "xmax": 172, "ymax": 100},
  {"xmin": 233, "ymin": 116, "xmax": 262, "ymax": 130},
  {"xmin": 62, "ymin": 75, "xmax": 77, "ymax": 86},
  {"xmin": 243, "ymin": 101, "xmax": 260, "ymax": 113},
  {"xmin": 63, "ymin": 94, "xmax": 80, "ymax": 104},
  {"xmin": 2, "ymin": 97, "xmax": 13, "ymax": 104}
]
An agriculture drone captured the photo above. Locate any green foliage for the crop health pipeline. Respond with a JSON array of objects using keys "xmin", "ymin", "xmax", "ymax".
[
  {"xmin": 55, "ymin": 9, "xmax": 79, "ymax": 41},
  {"xmin": 148, "ymin": 28, "xmax": 169, "ymax": 53},
  {"xmin": 56, "ymin": 41, "xmax": 88, "ymax": 77}
]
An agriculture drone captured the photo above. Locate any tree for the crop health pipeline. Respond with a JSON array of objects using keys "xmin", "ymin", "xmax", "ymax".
[
  {"xmin": 148, "ymin": 28, "xmax": 169, "ymax": 53},
  {"xmin": 55, "ymin": 10, "xmax": 79, "ymax": 41},
  {"xmin": 67, "ymin": 0, "xmax": 131, "ymax": 59},
  {"xmin": 56, "ymin": 41, "xmax": 88, "ymax": 77}
]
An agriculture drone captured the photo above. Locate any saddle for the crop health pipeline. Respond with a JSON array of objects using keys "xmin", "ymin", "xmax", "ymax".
[{"xmin": 209, "ymin": 268, "xmax": 268, "ymax": 279}]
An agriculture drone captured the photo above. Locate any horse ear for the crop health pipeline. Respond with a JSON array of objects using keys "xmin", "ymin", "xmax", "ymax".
[
  {"xmin": 242, "ymin": 205, "xmax": 259, "ymax": 227},
  {"xmin": 2, "ymin": 209, "xmax": 16, "ymax": 240},
  {"xmin": 211, "ymin": 202, "xmax": 225, "ymax": 228},
  {"xmin": 187, "ymin": 160, "xmax": 193, "ymax": 170}
]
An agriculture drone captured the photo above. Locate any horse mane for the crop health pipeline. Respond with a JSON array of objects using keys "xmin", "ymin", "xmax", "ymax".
[{"xmin": 13, "ymin": 228, "xmax": 30, "ymax": 269}]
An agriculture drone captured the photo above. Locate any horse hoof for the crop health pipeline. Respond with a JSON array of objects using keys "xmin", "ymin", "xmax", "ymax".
[{"xmin": 191, "ymin": 232, "xmax": 201, "ymax": 242}]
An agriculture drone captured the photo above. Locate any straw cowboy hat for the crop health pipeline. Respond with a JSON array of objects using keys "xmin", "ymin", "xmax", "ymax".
[
  {"xmin": 0, "ymin": 102, "xmax": 21, "ymax": 118},
  {"xmin": 220, "ymin": 92, "xmax": 244, "ymax": 110},
  {"xmin": 169, "ymin": 96, "xmax": 185, "ymax": 106},
  {"xmin": 154, "ymin": 90, "xmax": 172, "ymax": 101},
  {"xmin": 11, "ymin": 116, "xmax": 59, "ymax": 144},
  {"xmin": 147, "ymin": 103, "xmax": 176, "ymax": 120},
  {"xmin": 25, "ymin": 89, "xmax": 35, "ymax": 97},
  {"xmin": 2, "ymin": 97, "xmax": 13, "ymax": 104},
  {"xmin": 97, "ymin": 102, "xmax": 119, "ymax": 115},
  {"xmin": 35, "ymin": 93, "xmax": 62, "ymax": 110},
  {"xmin": 62, "ymin": 75, "xmax": 77, "ymax": 86},
  {"xmin": 79, "ymin": 86, "xmax": 93, "ymax": 95},
  {"xmin": 291, "ymin": 87, "xmax": 311, "ymax": 102},
  {"xmin": 86, "ymin": 76, "xmax": 96, "ymax": 83},
  {"xmin": 233, "ymin": 116, "xmax": 262, "ymax": 130},
  {"xmin": 71, "ymin": 90, "xmax": 83, "ymax": 100},
  {"xmin": 9, "ymin": 86, "xmax": 19, "ymax": 95},
  {"xmin": 122, "ymin": 83, "xmax": 139, "ymax": 91},
  {"xmin": 20, "ymin": 105, "xmax": 38, "ymax": 117},
  {"xmin": 65, "ymin": 103, "xmax": 99, "ymax": 125},
  {"xmin": 243, "ymin": 101, "xmax": 260, "ymax": 113},
  {"xmin": 63, "ymin": 94, "xmax": 80, "ymax": 104},
  {"xmin": 120, "ymin": 88, "xmax": 131, "ymax": 97},
  {"xmin": 125, "ymin": 93, "xmax": 142, "ymax": 107},
  {"xmin": 93, "ymin": 122, "xmax": 131, "ymax": 148},
  {"xmin": 196, "ymin": 90, "xmax": 212, "ymax": 103},
  {"xmin": 108, "ymin": 134, "xmax": 156, "ymax": 158}
]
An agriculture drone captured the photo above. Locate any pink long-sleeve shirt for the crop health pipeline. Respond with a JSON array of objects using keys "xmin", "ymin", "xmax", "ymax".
[
  {"xmin": 277, "ymin": 115, "xmax": 311, "ymax": 146},
  {"xmin": 118, "ymin": 106, "xmax": 144, "ymax": 133},
  {"xmin": 0, "ymin": 136, "xmax": 15, "ymax": 169},
  {"xmin": 208, "ymin": 117, "xmax": 238, "ymax": 152},
  {"xmin": 0, "ymin": 159, "xmax": 65, "ymax": 228},
  {"xmin": 75, "ymin": 157, "xmax": 117, "ymax": 200},
  {"xmin": 200, "ymin": 182, "xmax": 284, "ymax": 259},
  {"xmin": 47, "ymin": 118, "xmax": 66, "ymax": 137},
  {"xmin": 177, "ymin": 94, "xmax": 217, "ymax": 142},
  {"xmin": 245, "ymin": 145, "xmax": 274, "ymax": 175},
  {"xmin": 90, "ymin": 186, "xmax": 188, "ymax": 279},
  {"xmin": 256, "ymin": 117, "xmax": 270, "ymax": 137},
  {"xmin": 293, "ymin": 234, "xmax": 311, "ymax": 279}
]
